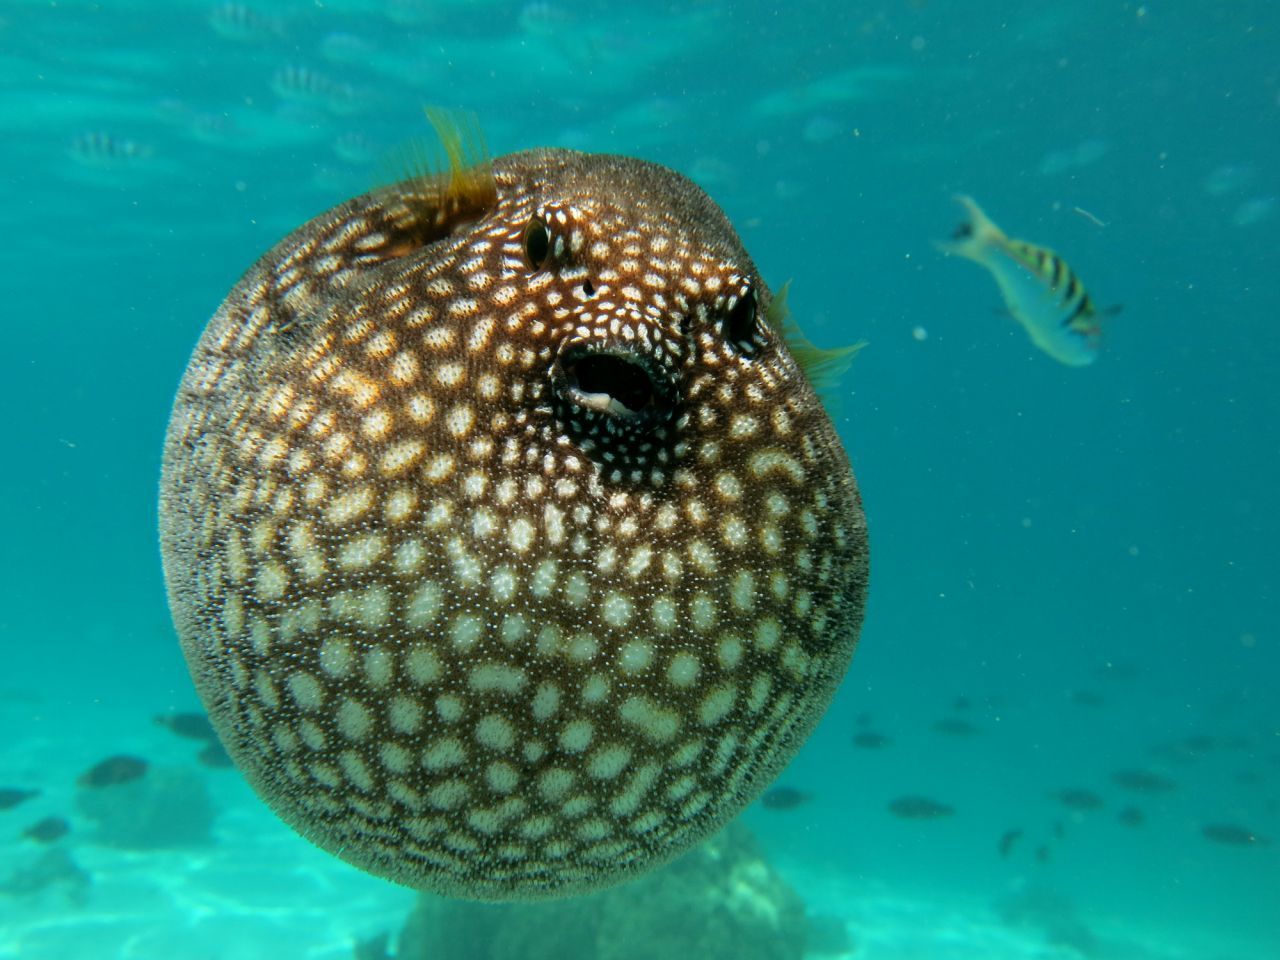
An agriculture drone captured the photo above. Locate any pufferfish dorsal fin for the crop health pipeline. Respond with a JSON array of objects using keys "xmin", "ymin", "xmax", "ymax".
[
  {"xmin": 765, "ymin": 280, "xmax": 866, "ymax": 403},
  {"xmin": 378, "ymin": 107, "xmax": 498, "ymax": 257}
]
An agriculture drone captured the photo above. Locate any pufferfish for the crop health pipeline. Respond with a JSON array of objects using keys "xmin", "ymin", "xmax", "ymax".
[
  {"xmin": 159, "ymin": 111, "xmax": 869, "ymax": 901},
  {"xmin": 937, "ymin": 194, "xmax": 1103, "ymax": 366}
]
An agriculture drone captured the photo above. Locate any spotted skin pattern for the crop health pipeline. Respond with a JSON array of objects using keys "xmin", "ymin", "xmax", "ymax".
[{"xmin": 160, "ymin": 149, "xmax": 869, "ymax": 900}]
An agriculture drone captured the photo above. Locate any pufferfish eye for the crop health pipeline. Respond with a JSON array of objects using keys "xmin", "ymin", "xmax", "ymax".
[
  {"xmin": 522, "ymin": 217, "xmax": 552, "ymax": 270},
  {"xmin": 723, "ymin": 287, "xmax": 758, "ymax": 350}
]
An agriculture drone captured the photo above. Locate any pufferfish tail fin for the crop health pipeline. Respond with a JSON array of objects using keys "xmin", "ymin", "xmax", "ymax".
[
  {"xmin": 933, "ymin": 194, "xmax": 1008, "ymax": 266},
  {"xmin": 380, "ymin": 107, "xmax": 498, "ymax": 251},
  {"xmin": 766, "ymin": 281, "xmax": 866, "ymax": 404}
]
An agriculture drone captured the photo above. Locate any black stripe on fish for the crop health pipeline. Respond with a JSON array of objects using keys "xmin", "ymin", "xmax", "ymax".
[
  {"xmin": 1064, "ymin": 273, "xmax": 1082, "ymax": 306},
  {"xmin": 1050, "ymin": 254, "xmax": 1065, "ymax": 291},
  {"xmin": 1061, "ymin": 294, "xmax": 1095, "ymax": 329}
]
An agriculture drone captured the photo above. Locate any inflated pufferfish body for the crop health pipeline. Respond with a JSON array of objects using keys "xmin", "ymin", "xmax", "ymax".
[{"xmin": 160, "ymin": 125, "xmax": 869, "ymax": 901}]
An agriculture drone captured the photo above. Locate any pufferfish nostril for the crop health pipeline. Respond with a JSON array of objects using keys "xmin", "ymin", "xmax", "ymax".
[{"xmin": 553, "ymin": 343, "xmax": 674, "ymax": 425}]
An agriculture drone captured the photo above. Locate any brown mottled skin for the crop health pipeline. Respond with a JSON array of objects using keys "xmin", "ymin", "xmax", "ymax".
[{"xmin": 160, "ymin": 148, "xmax": 869, "ymax": 900}]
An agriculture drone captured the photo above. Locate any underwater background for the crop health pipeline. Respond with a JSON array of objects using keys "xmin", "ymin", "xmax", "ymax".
[{"xmin": 2, "ymin": 0, "xmax": 1278, "ymax": 957}]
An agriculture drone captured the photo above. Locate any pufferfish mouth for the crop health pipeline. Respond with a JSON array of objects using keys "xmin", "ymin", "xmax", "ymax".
[{"xmin": 552, "ymin": 341, "xmax": 676, "ymax": 426}]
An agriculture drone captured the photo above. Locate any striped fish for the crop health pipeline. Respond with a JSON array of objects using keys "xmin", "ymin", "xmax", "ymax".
[{"xmin": 937, "ymin": 195, "xmax": 1102, "ymax": 366}]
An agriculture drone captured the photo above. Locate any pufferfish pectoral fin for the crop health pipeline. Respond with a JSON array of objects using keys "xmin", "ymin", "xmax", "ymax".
[
  {"xmin": 373, "ymin": 106, "xmax": 499, "ymax": 260},
  {"xmin": 765, "ymin": 280, "xmax": 866, "ymax": 405}
]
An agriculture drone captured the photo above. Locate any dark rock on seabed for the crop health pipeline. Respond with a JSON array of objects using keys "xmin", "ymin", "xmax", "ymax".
[{"xmin": 396, "ymin": 822, "xmax": 806, "ymax": 960}]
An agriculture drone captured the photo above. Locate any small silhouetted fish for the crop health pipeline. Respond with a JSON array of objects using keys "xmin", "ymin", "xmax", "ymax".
[
  {"xmin": 332, "ymin": 131, "xmax": 379, "ymax": 165},
  {"xmin": 852, "ymin": 731, "xmax": 890, "ymax": 749},
  {"xmin": 1111, "ymin": 769, "xmax": 1176, "ymax": 793},
  {"xmin": 1052, "ymin": 820, "xmax": 1067, "ymax": 840},
  {"xmin": 932, "ymin": 717, "xmax": 978, "ymax": 736},
  {"xmin": 353, "ymin": 931, "xmax": 391, "ymax": 960},
  {"xmin": 761, "ymin": 787, "xmax": 812, "ymax": 811},
  {"xmin": 22, "ymin": 816, "xmax": 69, "ymax": 844},
  {"xmin": 1035, "ymin": 844, "xmax": 1051, "ymax": 864},
  {"xmin": 76, "ymin": 755, "xmax": 148, "ymax": 789},
  {"xmin": 1151, "ymin": 734, "xmax": 1221, "ymax": 764},
  {"xmin": 854, "ymin": 712, "xmax": 873, "ymax": 728},
  {"xmin": 270, "ymin": 64, "xmax": 337, "ymax": 106},
  {"xmin": 208, "ymin": 2, "xmax": 283, "ymax": 42},
  {"xmin": 1052, "ymin": 788, "xmax": 1104, "ymax": 811},
  {"xmin": 1202, "ymin": 824, "xmax": 1268, "ymax": 847},
  {"xmin": 197, "ymin": 742, "xmax": 234, "ymax": 769},
  {"xmin": 998, "ymin": 828, "xmax": 1023, "ymax": 858},
  {"xmin": 952, "ymin": 695, "xmax": 972, "ymax": 712},
  {"xmin": 68, "ymin": 131, "xmax": 153, "ymax": 167},
  {"xmin": 1117, "ymin": 806, "xmax": 1145, "ymax": 828},
  {"xmin": 888, "ymin": 795, "xmax": 954, "ymax": 820},
  {"xmin": 154, "ymin": 712, "xmax": 217, "ymax": 742},
  {"xmin": 0, "ymin": 788, "xmax": 39, "ymax": 811}
]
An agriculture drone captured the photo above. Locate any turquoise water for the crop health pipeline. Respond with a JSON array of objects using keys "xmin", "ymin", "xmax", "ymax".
[{"xmin": 3, "ymin": 1, "xmax": 1278, "ymax": 957}]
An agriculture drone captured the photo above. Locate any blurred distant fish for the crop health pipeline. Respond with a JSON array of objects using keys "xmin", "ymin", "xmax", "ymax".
[
  {"xmin": 76, "ymin": 755, "xmax": 148, "ymax": 789},
  {"xmin": 197, "ymin": 742, "xmax": 235, "ymax": 769},
  {"xmin": 761, "ymin": 786, "xmax": 813, "ymax": 811},
  {"xmin": 325, "ymin": 81, "xmax": 373, "ymax": 117},
  {"xmin": 22, "ymin": 816, "xmax": 69, "ymax": 844},
  {"xmin": 0, "ymin": 788, "xmax": 39, "ymax": 811},
  {"xmin": 687, "ymin": 156, "xmax": 735, "ymax": 189},
  {"xmin": 270, "ymin": 64, "xmax": 339, "ymax": 107},
  {"xmin": 932, "ymin": 717, "xmax": 978, "ymax": 736},
  {"xmin": 207, "ymin": 2, "xmax": 282, "ymax": 42},
  {"xmin": 333, "ymin": 131, "xmax": 380, "ymax": 165},
  {"xmin": 753, "ymin": 66, "xmax": 913, "ymax": 118},
  {"xmin": 1201, "ymin": 823, "xmax": 1268, "ymax": 847},
  {"xmin": 888, "ymin": 795, "xmax": 954, "ymax": 820},
  {"xmin": 937, "ymin": 195, "xmax": 1104, "ymax": 367},
  {"xmin": 802, "ymin": 115, "xmax": 845, "ymax": 144},
  {"xmin": 997, "ymin": 827, "xmax": 1023, "ymax": 858},
  {"xmin": 1203, "ymin": 163, "xmax": 1255, "ymax": 197},
  {"xmin": 187, "ymin": 111, "xmax": 242, "ymax": 147},
  {"xmin": 1232, "ymin": 196, "xmax": 1276, "ymax": 228},
  {"xmin": 1037, "ymin": 139, "xmax": 1109, "ymax": 176},
  {"xmin": 68, "ymin": 131, "xmax": 153, "ymax": 167},
  {"xmin": 1117, "ymin": 806, "xmax": 1145, "ymax": 828},
  {"xmin": 1051, "ymin": 788, "xmax": 1103, "ymax": 811},
  {"xmin": 154, "ymin": 712, "xmax": 217, "ymax": 742},
  {"xmin": 852, "ymin": 730, "xmax": 890, "ymax": 749},
  {"xmin": 1150, "ymin": 734, "xmax": 1219, "ymax": 764},
  {"xmin": 319, "ymin": 32, "xmax": 376, "ymax": 65},
  {"xmin": 1110, "ymin": 769, "xmax": 1176, "ymax": 793}
]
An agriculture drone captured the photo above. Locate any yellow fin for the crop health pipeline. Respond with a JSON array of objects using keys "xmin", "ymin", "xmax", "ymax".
[
  {"xmin": 765, "ymin": 281, "xmax": 866, "ymax": 399},
  {"xmin": 379, "ymin": 107, "xmax": 497, "ymax": 249},
  {"xmin": 934, "ymin": 194, "xmax": 1008, "ymax": 264}
]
